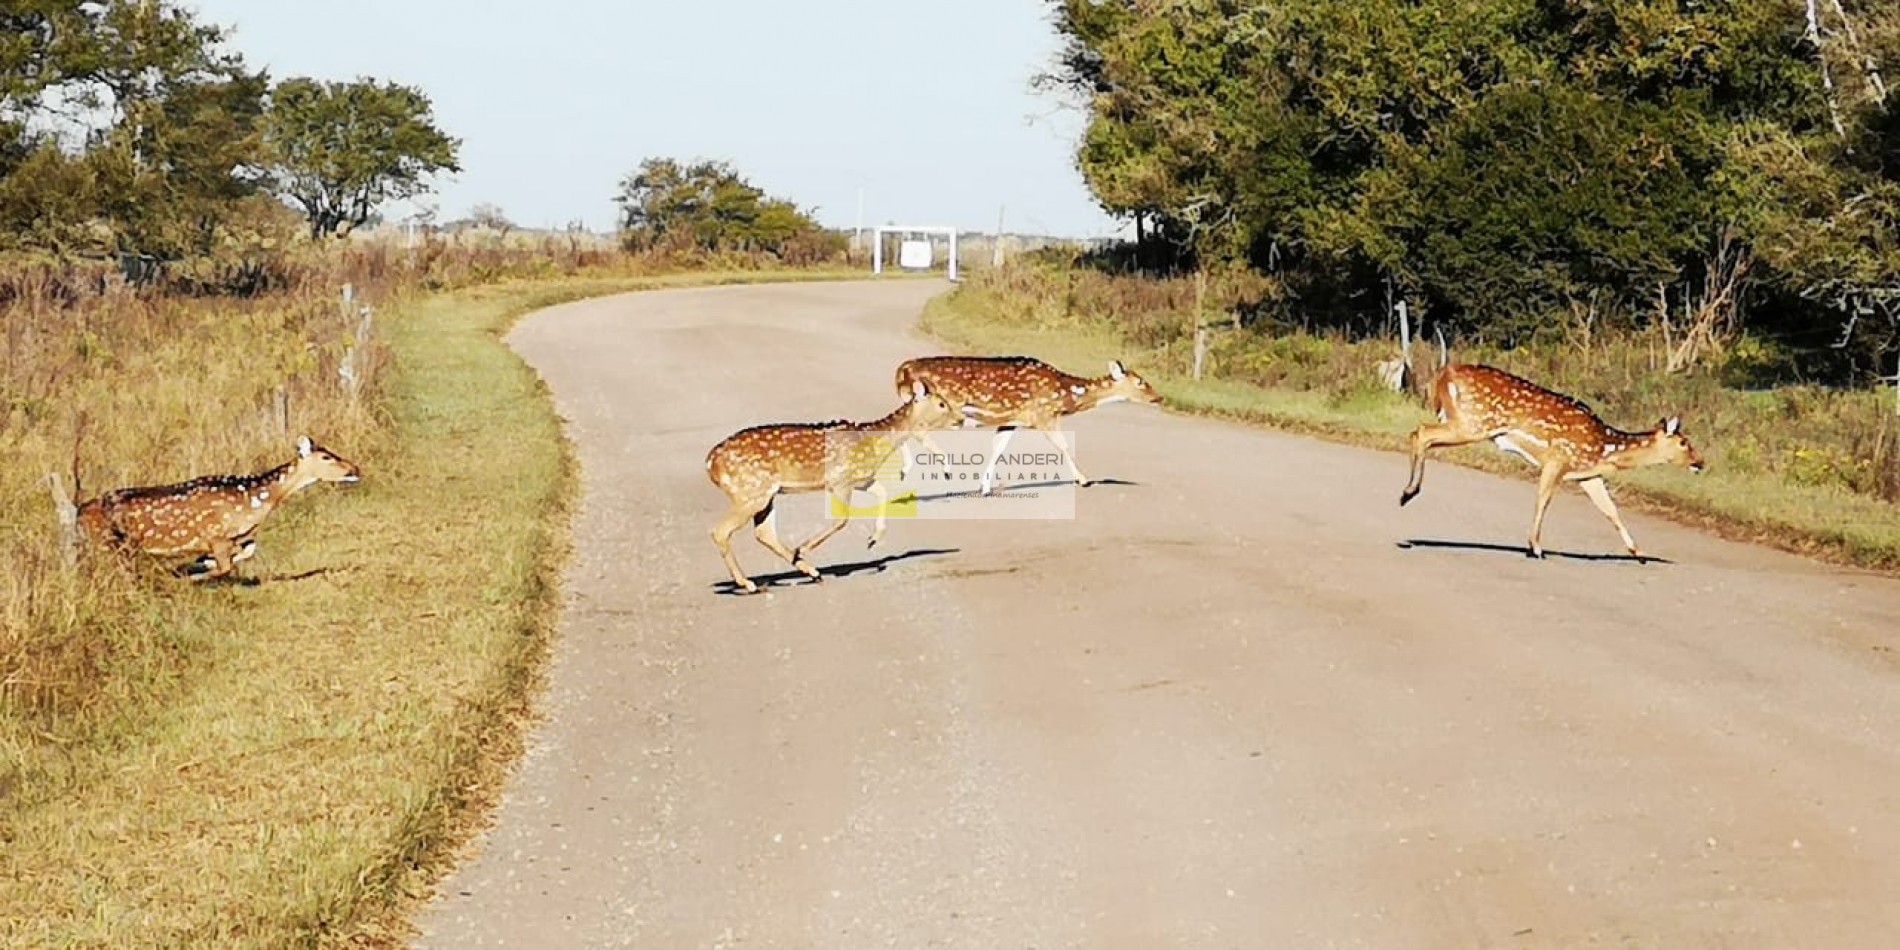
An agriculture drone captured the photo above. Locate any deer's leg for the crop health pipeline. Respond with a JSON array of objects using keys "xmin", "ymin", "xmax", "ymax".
[
  {"xmin": 750, "ymin": 502, "xmax": 806, "ymax": 568},
  {"xmin": 230, "ymin": 529, "xmax": 259, "ymax": 564},
  {"xmin": 1035, "ymin": 423, "xmax": 1088, "ymax": 487},
  {"xmin": 1577, "ymin": 477, "xmax": 1645, "ymax": 561},
  {"xmin": 903, "ymin": 431, "xmax": 946, "ymax": 478},
  {"xmin": 712, "ymin": 496, "xmax": 769, "ymax": 593},
  {"xmin": 863, "ymin": 480, "xmax": 892, "ymax": 549},
  {"xmin": 981, "ymin": 426, "xmax": 1018, "ymax": 495},
  {"xmin": 1527, "ymin": 461, "xmax": 1565, "ymax": 559},
  {"xmin": 188, "ymin": 537, "xmax": 254, "ymax": 576},
  {"xmin": 194, "ymin": 538, "xmax": 238, "ymax": 582},
  {"xmin": 1400, "ymin": 422, "xmax": 1489, "ymax": 505},
  {"xmin": 792, "ymin": 490, "xmax": 857, "ymax": 578}
]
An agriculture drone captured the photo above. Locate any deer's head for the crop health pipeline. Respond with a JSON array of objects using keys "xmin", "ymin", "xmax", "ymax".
[
  {"xmin": 291, "ymin": 436, "xmax": 362, "ymax": 488},
  {"xmin": 1101, "ymin": 360, "xmax": 1164, "ymax": 407},
  {"xmin": 1649, "ymin": 417, "xmax": 1705, "ymax": 473},
  {"xmin": 898, "ymin": 380, "xmax": 963, "ymax": 434}
]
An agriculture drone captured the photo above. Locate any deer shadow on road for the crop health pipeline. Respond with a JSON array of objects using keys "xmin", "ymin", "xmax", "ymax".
[
  {"xmin": 913, "ymin": 477, "xmax": 1141, "ymax": 502},
  {"xmin": 710, "ymin": 547, "xmax": 962, "ymax": 596},
  {"xmin": 1397, "ymin": 538, "xmax": 1671, "ymax": 565}
]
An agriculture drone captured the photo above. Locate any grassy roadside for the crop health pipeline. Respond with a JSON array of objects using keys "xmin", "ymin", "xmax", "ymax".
[
  {"xmin": 0, "ymin": 268, "xmax": 862, "ymax": 947},
  {"xmin": 920, "ymin": 291, "xmax": 1900, "ymax": 574}
]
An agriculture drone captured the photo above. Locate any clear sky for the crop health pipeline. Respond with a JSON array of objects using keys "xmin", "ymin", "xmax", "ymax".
[{"xmin": 184, "ymin": 1, "xmax": 1123, "ymax": 238}]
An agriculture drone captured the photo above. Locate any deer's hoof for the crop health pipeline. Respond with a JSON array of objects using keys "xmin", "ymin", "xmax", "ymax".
[{"xmin": 1399, "ymin": 487, "xmax": 1419, "ymax": 507}]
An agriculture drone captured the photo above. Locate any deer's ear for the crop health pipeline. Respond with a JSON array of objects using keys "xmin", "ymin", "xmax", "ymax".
[
  {"xmin": 910, "ymin": 380, "xmax": 928, "ymax": 401},
  {"xmin": 1108, "ymin": 360, "xmax": 1126, "ymax": 380},
  {"xmin": 1664, "ymin": 416, "xmax": 1681, "ymax": 436},
  {"xmin": 297, "ymin": 435, "xmax": 313, "ymax": 457}
]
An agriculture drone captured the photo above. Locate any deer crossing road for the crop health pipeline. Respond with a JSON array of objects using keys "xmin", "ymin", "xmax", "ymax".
[{"xmin": 415, "ymin": 280, "xmax": 1900, "ymax": 949}]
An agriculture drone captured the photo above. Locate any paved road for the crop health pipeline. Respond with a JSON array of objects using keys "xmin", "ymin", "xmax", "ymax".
[{"xmin": 414, "ymin": 281, "xmax": 1900, "ymax": 949}]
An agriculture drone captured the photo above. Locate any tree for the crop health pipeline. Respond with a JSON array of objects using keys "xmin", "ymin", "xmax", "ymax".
[
  {"xmin": 467, "ymin": 202, "xmax": 515, "ymax": 234},
  {"xmin": 0, "ymin": 0, "xmax": 267, "ymax": 257},
  {"xmin": 1046, "ymin": 0, "xmax": 1900, "ymax": 373},
  {"xmin": 261, "ymin": 77, "xmax": 460, "ymax": 238},
  {"xmin": 613, "ymin": 157, "xmax": 829, "ymax": 256}
]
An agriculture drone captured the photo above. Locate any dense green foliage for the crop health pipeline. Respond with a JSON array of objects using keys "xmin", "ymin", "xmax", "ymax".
[
  {"xmin": 1045, "ymin": 0, "xmax": 1900, "ymax": 374},
  {"xmin": 0, "ymin": 1, "xmax": 457, "ymax": 262},
  {"xmin": 260, "ymin": 77, "xmax": 460, "ymax": 238},
  {"xmin": 613, "ymin": 157, "xmax": 841, "ymax": 260},
  {"xmin": 0, "ymin": 1, "xmax": 261, "ymax": 258}
]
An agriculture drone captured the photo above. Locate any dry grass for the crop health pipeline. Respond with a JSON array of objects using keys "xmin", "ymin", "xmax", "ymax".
[
  {"xmin": 0, "ymin": 245, "xmax": 865, "ymax": 945},
  {"xmin": 922, "ymin": 263, "xmax": 1900, "ymax": 573}
]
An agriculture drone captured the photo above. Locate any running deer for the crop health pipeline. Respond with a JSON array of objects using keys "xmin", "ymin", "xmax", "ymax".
[
  {"xmin": 893, "ymin": 356, "xmax": 1163, "ymax": 494},
  {"xmin": 1400, "ymin": 364, "xmax": 1704, "ymax": 561},
  {"xmin": 73, "ymin": 436, "xmax": 361, "ymax": 581},
  {"xmin": 707, "ymin": 381, "xmax": 961, "ymax": 594}
]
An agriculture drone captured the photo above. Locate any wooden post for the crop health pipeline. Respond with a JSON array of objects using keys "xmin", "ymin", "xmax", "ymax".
[
  {"xmin": 48, "ymin": 472, "xmax": 77, "ymax": 570},
  {"xmin": 1193, "ymin": 268, "xmax": 1209, "ymax": 381},
  {"xmin": 1397, "ymin": 299, "xmax": 1412, "ymax": 367},
  {"xmin": 992, "ymin": 205, "xmax": 1006, "ymax": 268}
]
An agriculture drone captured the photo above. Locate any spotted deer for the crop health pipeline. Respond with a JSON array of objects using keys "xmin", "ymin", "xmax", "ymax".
[
  {"xmin": 893, "ymin": 356, "xmax": 1163, "ymax": 494},
  {"xmin": 1400, "ymin": 364, "xmax": 1704, "ymax": 561},
  {"xmin": 707, "ymin": 381, "xmax": 961, "ymax": 594},
  {"xmin": 74, "ymin": 436, "xmax": 362, "ymax": 580}
]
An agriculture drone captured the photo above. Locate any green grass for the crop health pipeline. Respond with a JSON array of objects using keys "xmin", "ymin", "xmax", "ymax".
[
  {"xmin": 920, "ymin": 286, "xmax": 1900, "ymax": 573},
  {"xmin": 0, "ymin": 268, "xmax": 866, "ymax": 947}
]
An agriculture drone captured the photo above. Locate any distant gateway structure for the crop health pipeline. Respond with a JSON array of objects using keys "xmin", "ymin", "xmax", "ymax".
[{"xmin": 871, "ymin": 225, "xmax": 960, "ymax": 282}]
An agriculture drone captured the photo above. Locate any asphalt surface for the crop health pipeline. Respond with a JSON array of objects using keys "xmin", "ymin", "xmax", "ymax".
[{"xmin": 413, "ymin": 280, "xmax": 1900, "ymax": 949}]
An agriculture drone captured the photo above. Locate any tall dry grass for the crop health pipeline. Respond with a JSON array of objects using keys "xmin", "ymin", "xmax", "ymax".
[
  {"xmin": 0, "ymin": 234, "xmax": 843, "ymax": 745},
  {"xmin": 0, "ymin": 235, "xmax": 862, "ymax": 945},
  {"xmin": 2, "ymin": 255, "xmax": 387, "ymax": 738}
]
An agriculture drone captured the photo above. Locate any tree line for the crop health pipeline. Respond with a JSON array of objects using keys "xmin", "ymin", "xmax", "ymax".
[
  {"xmin": 1044, "ymin": 0, "xmax": 1900, "ymax": 377},
  {"xmin": 0, "ymin": 1, "xmax": 459, "ymax": 262},
  {"xmin": 0, "ymin": 3, "xmax": 841, "ymax": 275},
  {"xmin": 613, "ymin": 157, "xmax": 841, "ymax": 261}
]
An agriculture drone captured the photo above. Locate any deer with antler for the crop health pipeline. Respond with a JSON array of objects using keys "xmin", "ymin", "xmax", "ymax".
[
  {"xmin": 1400, "ymin": 364, "xmax": 1705, "ymax": 561},
  {"xmin": 893, "ymin": 356, "xmax": 1164, "ymax": 495},
  {"xmin": 706, "ymin": 381, "xmax": 961, "ymax": 594},
  {"xmin": 68, "ymin": 436, "xmax": 362, "ymax": 581}
]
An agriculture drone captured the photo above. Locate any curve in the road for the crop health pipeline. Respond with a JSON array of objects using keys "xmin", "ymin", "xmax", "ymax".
[{"xmin": 415, "ymin": 280, "xmax": 1900, "ymax": 949}]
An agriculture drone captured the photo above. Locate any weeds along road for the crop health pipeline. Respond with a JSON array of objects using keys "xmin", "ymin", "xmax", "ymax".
[{"xmin": 415, "ymin": 281, "xmax": 1900, "ymax": 948}]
